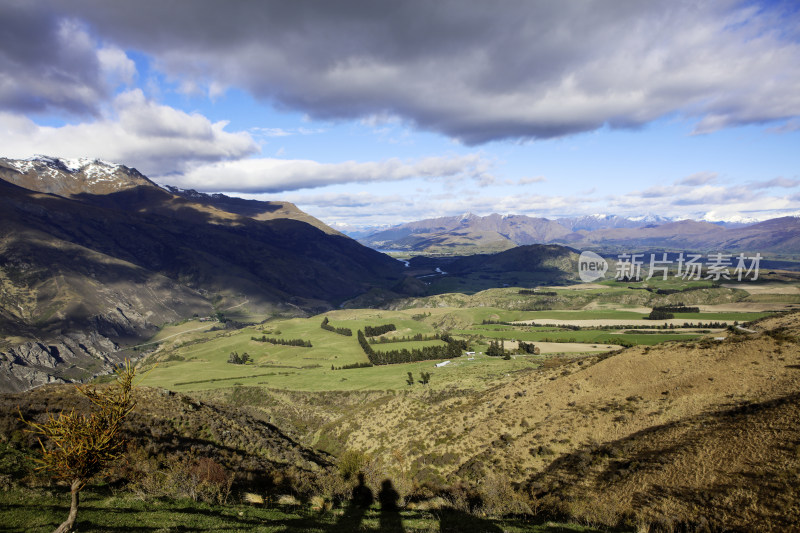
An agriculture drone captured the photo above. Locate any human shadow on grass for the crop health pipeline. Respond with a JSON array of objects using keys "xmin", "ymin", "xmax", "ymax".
[
  {"xmin": 377, "ymin": 479, "xmax": 404, "ymax": 533},
  {"xmin": 333, "ymin": 472, "xmax": 374, "ymax": 531}
]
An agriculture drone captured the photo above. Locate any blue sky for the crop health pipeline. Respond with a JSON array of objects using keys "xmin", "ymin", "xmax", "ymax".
[{"xmin": 1, "ymin": 0, "xmax": 799, "ymax": 229}]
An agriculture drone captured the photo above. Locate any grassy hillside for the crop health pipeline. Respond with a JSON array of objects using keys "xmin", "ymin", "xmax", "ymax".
[
  {"xmin": 182, "ymin": 310, "xmax": 800, "ymax": 531},
  {"xmin": 1, "ymin": 288, "xmax": 798, "ymax": 530}
]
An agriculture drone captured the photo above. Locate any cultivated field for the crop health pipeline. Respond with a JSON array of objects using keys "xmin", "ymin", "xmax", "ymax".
[{"xmin": 137, "ymin": 277, "xmax": 783, "ymax": 394}]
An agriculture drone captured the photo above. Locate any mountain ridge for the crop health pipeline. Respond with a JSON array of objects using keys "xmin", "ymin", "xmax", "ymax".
[
  {"xmin": 358, "ymin": 212, "xmax": 800, "ymax": 255},
  {"xmin": 0, "ymin": 156, "xmax": 405, "ymax": 391}
]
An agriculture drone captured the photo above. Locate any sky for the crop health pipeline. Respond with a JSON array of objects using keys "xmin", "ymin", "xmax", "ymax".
[{"xmin": 1, "ymin": 0, "xmax": 799, "ymax": 230}]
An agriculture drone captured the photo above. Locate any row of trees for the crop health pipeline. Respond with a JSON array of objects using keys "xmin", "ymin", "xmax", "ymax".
[
  {"xmin": 486, "ymin": 339, "xmax": 540, "ymax": 357},
  {"xmin": 518, "ymin": 289, "xmax": 557, "ymax": 296},
  {"xmin": 486, "ymin": 339, "xmax": 508, "ymax": 358},
  {"xmin": 440, "ymin": 333, "xmax": 469, "ymax": 352},
  {"xmin": 363, "ymin": 324, "xmax": 397, "ymax": 337},
  {"xmin": 647, "ymin": 309, "xmax": 674, "ymax": 320},
  {"xmin": 653, "ymin": 304, "xmax": 701, "ymax": 313},
  {"xmin": 332, "ymin": 362, "xmax": 374, "ymax": 370},
  {"xmin": 320, "ymin": 317, "xmax": 352, "ymax": 336},
  {"xmin": 251, "ymin": 335, "xmax": 312, "ymax": 347},
  {"xmin": 357, "ymin": 330, "xmax": 465, "ymax": 365},
  {"xmin": 369, "ymin": 333, "xmax": 440, "ymax": 344}
]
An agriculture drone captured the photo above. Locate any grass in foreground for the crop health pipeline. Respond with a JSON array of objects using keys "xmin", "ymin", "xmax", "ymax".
[{"xmin": 0, "ymin": 488, "xmax": 619, "ymax": 533}]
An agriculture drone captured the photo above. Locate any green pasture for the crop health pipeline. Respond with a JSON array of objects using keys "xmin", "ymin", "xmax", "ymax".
[
  {"xmin": 454, "ymin": 327, "xmax": 702, "ymax": 346},
  {"xmin": 136, "ymin": 277, "xmax": 781, "ymax": 395},
  {"xmin": 138, "ymin": 309, "xmax": 544, "ymax": 392},
  {"xmin": 671, "ymin": 311, "xmax": 772, "ymax": 321},
  {"xmin": 514, "ymin": 310, "xmax": 648, "ymax": 320},
  {"xmin": 141, "ymin": 350, "xmax": 544, "ymax": 393}
]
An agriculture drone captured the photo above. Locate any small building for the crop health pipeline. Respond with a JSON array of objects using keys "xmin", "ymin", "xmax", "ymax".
[{"xmin": 435, "ymin": 360, "xmax": 451, "ymax": 368}]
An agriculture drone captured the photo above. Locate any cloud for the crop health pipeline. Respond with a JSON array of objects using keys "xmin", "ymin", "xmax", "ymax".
[
  {"xmin": 252, "ymin": 127, "xmax": 293, "ymax": 138},
  {"xmin": 750, "ymin": 177, "xmax": 800, "ymax": 189},
  {"xmin": 280, "ymin": 191, "xmax": 403, "ymax": 209},
  {"xmin": 677, "ymin": 172, "xmax": 718, "ymax": 186},
  {"xmin": 0, "ymin": 89, "xmax": 258, "ymax": 175},
  {"xmin": 277, "ymin": 178, "xmax": 800, "ymax": 227},
  {"xmin": 33, "ymin": 0, "xmax": 800, "ymax": 143},
  {"xmin": 167, "ymin": 153, "xmax": 494, "ymax": 193},
  {"xmin": 0, "ymin": 3, "xmax": 133, "ymax": 116},
  {"xmin": 518, "ymin": 176, "xmax": 546, "ymax": 185}
]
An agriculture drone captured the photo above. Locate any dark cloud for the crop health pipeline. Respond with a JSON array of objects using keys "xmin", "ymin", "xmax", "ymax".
[
  {"xmin": 8, "ymin": 0, "xmax": 800, "ymax": 142},
  {"xmin": 0, "ymin": 2, "xmax": 115, "ymax": 115}
]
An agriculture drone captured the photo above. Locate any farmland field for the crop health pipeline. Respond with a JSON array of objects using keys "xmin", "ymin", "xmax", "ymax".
[{"xmin": 136, "ymin": 278, "xmax": 777, "ymax": 394}]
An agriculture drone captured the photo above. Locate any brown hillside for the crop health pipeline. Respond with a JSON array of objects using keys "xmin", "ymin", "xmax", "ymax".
[
  {"xmin": 267, "ymin": 312, "xmax": 800, "ymax": 530},
  {"xmin": 1, "ymin": 384, "xmax": 332, "ymax": 496}
]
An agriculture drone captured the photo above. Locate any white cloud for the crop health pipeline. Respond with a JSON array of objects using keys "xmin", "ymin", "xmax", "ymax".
[
  {"xmin": 278, "ymin": 179, "xmax": 800, "ymax": 227},
  {"xmin": 677, "ymin": 172, "xmax": 718, "ymax": 186},
  {"xmin": 518, "ymin": 176, "xmax": 546, "ymax": 185},
  {"xmin": 167, "ymin": 153, "xmax": 494, "ymax": 193},
  {"xmin": 97, "ymin": 46, "xmax": 136, "ymax": 86},
  {"xmin": 0, "ymin": 89, "xmax": 258, "ymax": 175},
  {"xmin": 750, "ymin": 177, "xmax": 800, "ymax": 189}
]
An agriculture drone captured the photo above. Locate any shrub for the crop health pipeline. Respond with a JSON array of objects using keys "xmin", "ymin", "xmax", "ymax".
[{"xmin": 130, "ymin": 453, "xmax": 233, "ymax": 505}]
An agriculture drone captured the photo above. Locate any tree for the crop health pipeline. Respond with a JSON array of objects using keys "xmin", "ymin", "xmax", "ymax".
[
  {"xmin": 227, "ymin": 351, "xmax": 250, "ymax": 364},
  {"xmin": 20, "ymin": 361, "xmax": 137, "ymax": 533},
  {"xmin": 406, "ymin": 372, "xmax": 414, "ymax": 386}
]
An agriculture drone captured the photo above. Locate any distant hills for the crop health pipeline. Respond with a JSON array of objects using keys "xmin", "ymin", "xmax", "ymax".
[
  {"xmin": 0, "ymin": 156, "xmax": 405, "ymax": 390},
  {"xmin": 358, "ymin": 212, "xmax": 800, "ymax": 256}
]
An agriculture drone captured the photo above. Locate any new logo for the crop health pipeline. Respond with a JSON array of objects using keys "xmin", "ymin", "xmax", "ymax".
[{"xmin": 578, "ymin": 251, "xmax": 608, "ymax": 282}]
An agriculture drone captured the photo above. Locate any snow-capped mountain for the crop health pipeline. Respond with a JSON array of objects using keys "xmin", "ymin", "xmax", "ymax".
[
  {"xmin": 0, "ymin": 155, "xmax": 156, "ymax": 197},
  {"xmin": 556, "ymin": 213, "xmax": 675, "ymax": 231}
]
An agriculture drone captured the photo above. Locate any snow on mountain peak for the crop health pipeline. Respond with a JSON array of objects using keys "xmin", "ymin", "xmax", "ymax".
[{"xmin": 9, "ymin": 155, "xmax": 123, "ymax": 183}]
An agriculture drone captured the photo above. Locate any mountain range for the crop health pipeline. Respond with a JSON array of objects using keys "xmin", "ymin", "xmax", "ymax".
[
  {"xmin": 358, "ymin": 212, "xmax": 800, "ymax": 256},
  {"xmin": 0, "ymin": 156, "xmax": 406, "ymax": 390}
]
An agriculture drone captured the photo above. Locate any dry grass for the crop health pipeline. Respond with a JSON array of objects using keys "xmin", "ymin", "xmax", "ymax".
[{"xmin": 258, "ymin": 311, "xmax": 800, "ymax": 530}]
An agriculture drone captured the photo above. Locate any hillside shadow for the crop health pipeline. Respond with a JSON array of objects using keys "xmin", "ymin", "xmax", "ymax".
[
  {"xmin": 434, "ymin": 507, "xmax": 503, "ymax": 532},
  {"xmin": 525, "ymin": 392, "xmax": 800, "ymax": 528}
]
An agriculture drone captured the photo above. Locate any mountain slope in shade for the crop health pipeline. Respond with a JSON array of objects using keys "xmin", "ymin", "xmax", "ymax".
[{"xmin": 0, "ymin": 156, "xmax": 404, "ymax": 391}]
